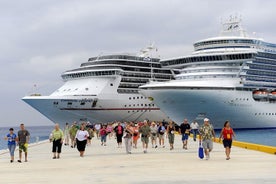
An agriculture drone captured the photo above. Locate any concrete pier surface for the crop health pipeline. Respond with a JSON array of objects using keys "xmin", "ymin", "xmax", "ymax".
[{"xmin": 0, "ymin": 135, "xmax": 275, "ymax": 184}]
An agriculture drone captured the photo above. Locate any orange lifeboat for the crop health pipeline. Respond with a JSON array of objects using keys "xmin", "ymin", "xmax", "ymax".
[{"xmin": 253, "ymin": 90, "xmax": 268, "ymax": 101}]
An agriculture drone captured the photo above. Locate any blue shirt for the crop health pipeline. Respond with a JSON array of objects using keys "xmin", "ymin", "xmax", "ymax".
[{"xmin": 6, "ymin": 133, "xmax": 17, "ymax": 145}]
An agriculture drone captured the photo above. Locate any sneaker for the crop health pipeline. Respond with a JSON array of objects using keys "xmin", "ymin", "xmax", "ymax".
[
  {"xmin": 155, "ymin": 145, "xmax": 158, "ymax": 148},
  {"xmin": 17, "ymin": 160, "xmax": 22, "ymax": 163},
  {"xmin": 10, "ymin": 160, "xmax": 13, "ymax": 163}
]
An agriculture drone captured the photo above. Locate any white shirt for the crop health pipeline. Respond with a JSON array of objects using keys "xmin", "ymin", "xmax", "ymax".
[
  {"xmin": 75, "ymin": 130, "xmax": 89, "ymax": 141},
  {"xmin": 190, "ymin": 122, "xmax": 199, "ymax": 130}
]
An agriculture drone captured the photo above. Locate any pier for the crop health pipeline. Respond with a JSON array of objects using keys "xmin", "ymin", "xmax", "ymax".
[{"xmin": 1, "ymin": 135, "xmax": 275, "ymax": 183}]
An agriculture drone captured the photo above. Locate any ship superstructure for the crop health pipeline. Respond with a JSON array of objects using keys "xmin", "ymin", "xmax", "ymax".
[{"xmin": 140, "ymin": 16, "xmax": 276, "ymax": 129}]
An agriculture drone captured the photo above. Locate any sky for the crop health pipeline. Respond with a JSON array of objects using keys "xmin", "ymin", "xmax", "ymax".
[{"xmin": 0, "ymin": 0, "xmax": 275, "ymax": 127}]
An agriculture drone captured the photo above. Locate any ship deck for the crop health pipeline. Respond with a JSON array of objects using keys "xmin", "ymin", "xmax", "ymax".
[{"xmin": 0, "ymin": 134, "xmax": 275, "ymax": 183}]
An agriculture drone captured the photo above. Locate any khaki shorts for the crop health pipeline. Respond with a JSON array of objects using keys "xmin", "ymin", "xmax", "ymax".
[{"xmin": 141, "ymin": 136, "xmax": 149, "ymax": 144}]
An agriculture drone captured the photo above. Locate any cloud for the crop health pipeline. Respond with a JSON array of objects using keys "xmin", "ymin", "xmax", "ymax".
[{"xmin": 0, "ymin": 0, "xmax": 276, "ymax": 126}]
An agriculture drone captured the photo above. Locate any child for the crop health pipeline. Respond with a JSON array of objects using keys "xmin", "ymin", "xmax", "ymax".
[{"xmin": 100, "ymin": 125, "xmax": 107, "ymax": 146}]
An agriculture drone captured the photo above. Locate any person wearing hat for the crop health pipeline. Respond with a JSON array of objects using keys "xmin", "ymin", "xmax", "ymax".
[
  {"xmin": 150, "ymin": 121, "xmax": 158, "ymax": 148},
  {"xmin": 199, "ymin": 118, "xmax": 216, "ymax": 160},
  {"xmin": 4, "ymin": 128, "xmax": 17, "ymax": 163}
]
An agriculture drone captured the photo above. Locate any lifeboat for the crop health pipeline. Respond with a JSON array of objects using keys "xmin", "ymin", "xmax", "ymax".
[
  {"xmin": 252, "ymin": 90, "xmax": 268, "ymax": 101},
  {"xmin": 268, "ymin": 91, "xmax": 276, "ymax": 101}
]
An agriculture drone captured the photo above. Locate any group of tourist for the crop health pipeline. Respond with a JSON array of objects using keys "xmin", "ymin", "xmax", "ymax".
[{"xmin": 3, "ymin": 118, "xmax": 236, "ymax": 162}]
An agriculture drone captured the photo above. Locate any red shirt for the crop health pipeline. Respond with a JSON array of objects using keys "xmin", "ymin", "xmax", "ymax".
[{"xmin": 222, "ymin": 128, "xmax": 233, "ymax": 140}]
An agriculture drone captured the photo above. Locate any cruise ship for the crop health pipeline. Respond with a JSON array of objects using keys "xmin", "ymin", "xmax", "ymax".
[
  {"xmin": 22, "ymin": 47, "xmax": 177, "ymax": 126},
  {"xmin": 140, "ymin": 16, "xmax": 276, "ymax": 129}
]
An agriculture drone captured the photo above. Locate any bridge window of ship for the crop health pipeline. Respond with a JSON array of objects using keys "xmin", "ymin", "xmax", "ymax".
[
  {"xmin": 85, "ymin": 88, "xmax": 89, "ymax": 91},
  {"xmin": 80, "ymin": 102, "xmax": 85, "ymax": 105},
  {"xmin": 67, "ymin": 102, "xmax": 72, "ymax": 105}
]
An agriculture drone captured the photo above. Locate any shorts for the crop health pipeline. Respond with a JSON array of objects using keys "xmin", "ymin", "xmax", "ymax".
[
  {"xmin": 19, "ymin": 143, "xmax": 28, "ymax": 152},
  {"xmin": 158, "ymin": 133, "xmax": 165, "ymax": 139},
  {"xmin": 151, "ymin": 133, "xmax": 157, "ymax": 141},
  {"xmin": 202, "ymin": 139, "xmax": 213, "ymax": 150},
  {"xmin": 182, "ymin": 134, "xmax": 189, "ymax": 141},
  {"xmin": 223, "ymin": 139, "xmax": 232, "ymax": 148},
  {"xmin": 141, "ymin": 136, "xmax": 149, "ymax": 144},
  {"xmin": 168, "ymin": 133, "xmax": 174, "ymax": 144}
]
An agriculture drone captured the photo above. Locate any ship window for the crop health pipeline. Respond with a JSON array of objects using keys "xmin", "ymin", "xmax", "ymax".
[
  {"xmin": 85, "ymin": 88, "xmax": 89, "ymax": 91},
  {"xmin": 133, "ymin": 104, "xmax": 135, "ymax": 107},
  {"xmin": 133, "ymin": 97, "xmax": 135, "ymax": 100},
  {"xmin": 141, "ymin": 104, "xmax": 143, "ymax": 106},
  {"xmin": 137, "ymin": 104, "xmax": 139, "ymax": 106},
  {"xmin": 75, "ymin": 88, "xmax": 78, "ymax": 90},
  {"xmin": 110, "ymin": 83, "xmax": 113, "ymax": 86},
  {"xmin": 67, "ymin": 102, "xmax": 72, "ymax": 105},
  {"xmin": 129, "ymin": 105, "xmax": 131, "ymax": 107},
  {"xmin": 80, "ymin": 102, "xmax": 85, "ymax": 105},
  {"xmin": 125, "ymin": 105, "xmax": 127, "ymax": 107},
  {"xmin": 141, "ymin": 96, "xmax": 143, "ymax": 99},
  {"xmin": 137, "ymin": 97, "xmax": 139, "ymax": 99},
  {"xmin": 145, "ymin": 104, "xmax": 147, "ymax": 106},
  {"xmin": 129, "ymin": 97, "xmax": 131, "ymax": 100},
  {"xmin": 128, "ymin": 111, "xmax": 130, "ymax": 113}
]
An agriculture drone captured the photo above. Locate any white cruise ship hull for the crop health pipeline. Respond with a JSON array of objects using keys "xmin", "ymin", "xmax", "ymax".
[
  {"xmin": 140, "ymin": 83, "xmax": 276, "ymax": 129},
  {"xmin": 22, "ymin": 94, "xmax": 170, "ymax": 126}
]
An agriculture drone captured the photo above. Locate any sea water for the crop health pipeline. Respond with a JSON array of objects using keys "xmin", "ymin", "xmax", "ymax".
[
  {"xmin": 0, "ymin": 125, "xmax": 53, "ymax": 151},
  {"xmin": 0, "ymin": 126, "xmax": 275, "ymax": 151}
]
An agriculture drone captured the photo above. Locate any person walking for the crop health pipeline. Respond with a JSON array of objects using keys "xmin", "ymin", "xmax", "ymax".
[
  {"xmin": 158, "ymin": 122, "xmax": 166, "ymax": 148},
  {"xmin": 124, "ymin": 122, "xmax": 134, "ymax": 154},
  {"xmin": 199, "ymin": 118, "xmax": 216, "ymax": 160},
  {"xmin": 100, "ymin": 125, "xmax": 108, "ymax": 146},
  {"xmin": 139, "ymin": 121, "xmax": 151, "ymax": 153},
  {"xmin": 179, "ymin": 119, "xmax": 191, "ymax": 150},
  {"xmin": 4, "ymin": 128, "xmax": 17, "ymax": 163},
  {"xmin": 114, "ymin": 122, "xmax": 124, "ymax": 148},
  {"xmin": 17, "ymin": 123, "xmax": 30, "ymax": 163},
  {"xmin": 150, "ymin": 122, "xmax": 158, "ymax": 148},
  {"xmin": 69, "ymin": 122, "xmax": 78, "ymax": 148},
  {"xmin": 167, "ymin": 121, "xmax": 176, "ymax": 150},
  {"xmin": 190, "ymin": 121, "xmax": 199, "ymax": 141},
  {"xmin": 63, "ymin": 122, "xmax": 70, "ymax": 146},
  {"xmin": 50, "ymin": 123, "xmax": 64, "ymax": 159},
  {"xmin": 75, "ymin": 123, "xmax": 89, "ymax": 157},
  {"xmin": 132, "ymin": 124, "xmax": 140, "ymax": 149},
  {"xmin": 219, "ymin": 121, "xmax": 236, "ymax": 160}
]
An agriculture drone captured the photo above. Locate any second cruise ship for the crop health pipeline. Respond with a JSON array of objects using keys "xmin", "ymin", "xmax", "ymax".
[{"xmin": 140, "ymin": 16, "xmax": 276, "ymax": 129}]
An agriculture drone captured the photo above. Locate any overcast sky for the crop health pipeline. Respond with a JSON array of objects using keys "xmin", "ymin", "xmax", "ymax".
[{"xmin": 1, "ymin": 0, "xmax": 275, "ymax": 127}]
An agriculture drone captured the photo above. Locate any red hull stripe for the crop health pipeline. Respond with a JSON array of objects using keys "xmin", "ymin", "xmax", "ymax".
[{"xmin": 60, "ymin": 108, "xmax": 160, "ymax": 111}]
